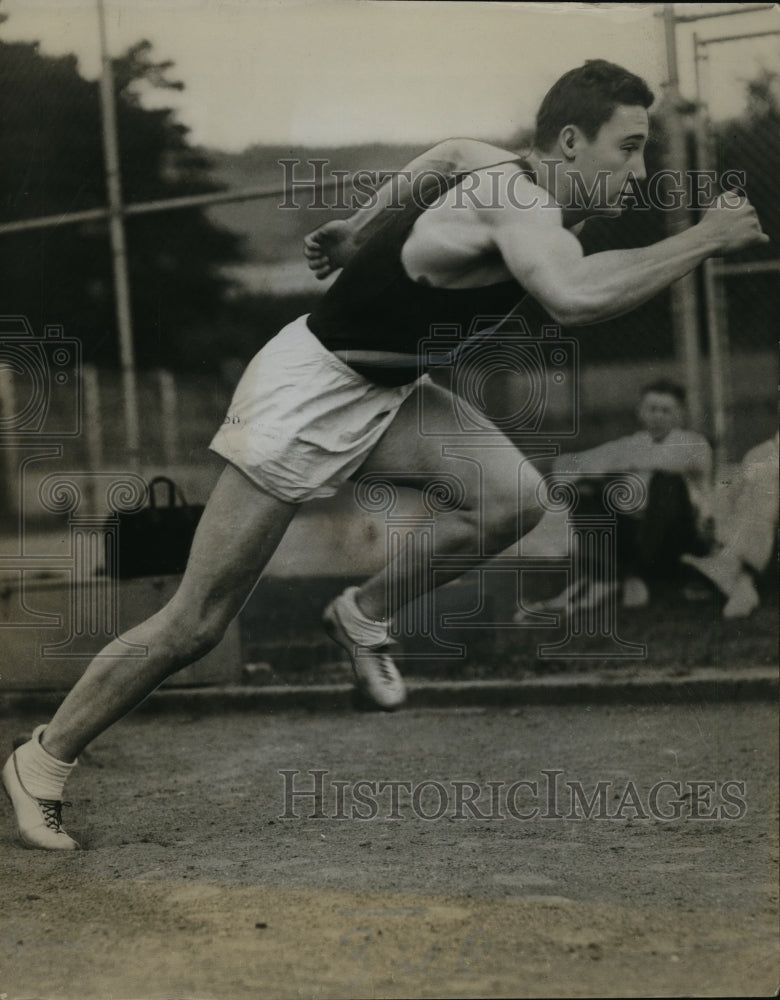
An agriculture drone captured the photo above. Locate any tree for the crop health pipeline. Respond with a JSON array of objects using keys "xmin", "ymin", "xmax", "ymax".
[
  {"xmin": 0, "ymin": 32, "xmax": 245, "ymax": 370},
  {"xmin": 709, "ymin": 68, "xmax": 780, "ymax": 354},
  {"xmin": 716, "ymin": 67, "xmax": 780, "ymax": 248}
]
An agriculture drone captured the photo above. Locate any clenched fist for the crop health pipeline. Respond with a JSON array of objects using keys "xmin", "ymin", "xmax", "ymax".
[{"xmin": 698, "ymin": 192, "xmax": 769, "ymax": 254}]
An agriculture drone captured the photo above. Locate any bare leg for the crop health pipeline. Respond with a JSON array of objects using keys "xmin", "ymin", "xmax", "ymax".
[
  {"xmin": 727, "ymin": 442, "xmax": 778, "ymax": 575},
  {"xmin": 352, "ymin": 380, "xmax": 545, "ymax": 621},
  {"xmin": 41, "ymin": 465, "xmax": 296, "ymax": 762},
  {"xmin": 682, "ymin": 438, "xmax": 778, "ymax": 618}
]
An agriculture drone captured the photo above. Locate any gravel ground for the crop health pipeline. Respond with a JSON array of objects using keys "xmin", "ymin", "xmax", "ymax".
[{"xmin": 1, "ymin": 701, "xmax": 778, "ymax": 999}]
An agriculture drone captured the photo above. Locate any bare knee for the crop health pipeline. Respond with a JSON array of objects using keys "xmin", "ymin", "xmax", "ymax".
[
  {"xmin": 520, "ymin": 472, "xmax": 547, "ymax": 534},
  {"xmin": 479, "ymin": 463, "xmax": 546, "ymax": 546},
  {"xmin": 155, "ymin": 599, "xmax": 232, "ymax": 667},
  {"xmin": 479, "ymin": 495, "xmax": 543, "ymax": 549}
]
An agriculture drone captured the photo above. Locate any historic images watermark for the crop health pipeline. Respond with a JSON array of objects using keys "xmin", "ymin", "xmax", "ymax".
[
  {"xmin": 279, "ymin": 769, "xmax": 748, "ymax": 822},
  {"xmin": 278, "ymin": 158, "xmax": 748, "ymax": 212}
]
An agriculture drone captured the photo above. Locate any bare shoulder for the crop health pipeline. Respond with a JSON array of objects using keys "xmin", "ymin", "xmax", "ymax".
[
  {"xmin": 439, "ymin": 137, "xmax": 519, "ymax": 172},
  {"xmin": 467, "ymin": 162, "xmax": 563, "ymax": 231}
]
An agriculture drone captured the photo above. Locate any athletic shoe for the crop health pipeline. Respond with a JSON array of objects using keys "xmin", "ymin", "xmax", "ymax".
[
  {"xmin": 323, "ymin": 594, "xmax": 406, "ymax": 710},
  {"xmin": 569, "ymin": 580, "xmax": 619, "ymax": 616},
  {"xmin": 513, "ymin": 601, "xmax": 553, "ymax": 624},
  {"xmin": 682, "ymin": 552, "xmax": 739, "ymax": 597},
  {"xmin": 513, "ymin": 581, "xmax": 583, "ymax": 623},
  {"xmin": 722, "ymin": 572, "xmax": 760, "ymax": 619},
  {"xmin": 621, "ymin": 576, "xmax": 649, "ymax": 609},
  {"xmin": 2, "ymin": 741, "xmax": 80, "ymax": 851}
]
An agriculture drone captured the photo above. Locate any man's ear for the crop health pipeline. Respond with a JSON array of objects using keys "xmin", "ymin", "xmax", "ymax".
[{"xmin": 558, "ymin": 125, "xmax": 581, "ymax": 161}]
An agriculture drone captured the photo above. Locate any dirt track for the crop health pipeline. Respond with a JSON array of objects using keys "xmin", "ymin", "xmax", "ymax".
[{"xmin": 1, "ymin": 702, "xmax": 778, "ymax": 998}]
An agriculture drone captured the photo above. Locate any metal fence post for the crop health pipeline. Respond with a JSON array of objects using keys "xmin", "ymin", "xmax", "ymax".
[
  {"xmin": 662, "ymin": 4, "xmax": 704, "ymax": 432},
  {"xmin": 96, "ymin": 0, "xmax": 140, "ymax": 472}
]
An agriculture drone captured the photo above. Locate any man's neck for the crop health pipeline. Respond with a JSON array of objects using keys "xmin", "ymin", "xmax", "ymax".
[
  {"xmin": 523, "ymin": 149, "xmax": 558, "ymax": 198},
  {"xmin": 523, "ymin": 149, "xmax": 588, "ymax": 228}
]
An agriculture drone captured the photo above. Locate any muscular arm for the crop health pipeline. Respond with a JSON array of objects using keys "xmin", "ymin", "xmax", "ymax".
[
  {"xmin": 352, "ymin": 138, "xmax": 517, "ymax": 237},
  {"xmin": 484, "ymin": 173, "xmax": 768, "ymax": 326},
  {"xmin": 304, "ymin": 138, "xmax": 518, "ymax": 277}
]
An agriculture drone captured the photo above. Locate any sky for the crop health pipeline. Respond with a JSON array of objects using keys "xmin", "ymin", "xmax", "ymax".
[{"xmin": 1, "ymin": 1, "xmax": 779, "ymax": 150}]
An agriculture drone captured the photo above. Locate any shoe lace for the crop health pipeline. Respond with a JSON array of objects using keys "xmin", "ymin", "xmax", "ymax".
[
  {"xmin": 355, "ymin": 645, "xmax": 399, "ymax": 686},
  {"xmin": 369, "ymin": 647, "xmax": 405, "ymax": 687},
  {"xmin": 39, "ymin": 799, "xmax": 71, "ymax": 832},
  {"xmin": 377, "ymin": 652, "xmax": 398, "ymax": 682}
]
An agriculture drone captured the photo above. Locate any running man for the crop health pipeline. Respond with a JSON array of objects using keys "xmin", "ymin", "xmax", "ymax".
[{"xmin": 3, "ymin": 60, "xmax": 767, "ymax": 850}]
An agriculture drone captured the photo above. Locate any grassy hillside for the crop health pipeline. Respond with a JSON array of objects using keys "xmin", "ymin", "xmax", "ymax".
[{"xmin": 203, "ymin": 142, "xmax": 426, "ymax": 265}]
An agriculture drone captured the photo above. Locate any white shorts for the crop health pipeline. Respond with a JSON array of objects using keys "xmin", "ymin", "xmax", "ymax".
[{"xmin": 209, "ymin": 315, "xmax": 422, "ymax": 502}]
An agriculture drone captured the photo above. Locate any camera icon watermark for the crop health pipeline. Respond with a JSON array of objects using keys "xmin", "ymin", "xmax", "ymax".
[
  {"xmin": 418, "ymin": 315, "xmax": 579, "ymax": 439},
  {"xmin": 0, "ymin": 315, "xmax": 82, "ymax": 439}
]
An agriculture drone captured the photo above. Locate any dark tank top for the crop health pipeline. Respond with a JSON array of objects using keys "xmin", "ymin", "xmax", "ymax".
[{"xmin": 306, "ymin": 160, "xmax": 535, "ymax": 386}]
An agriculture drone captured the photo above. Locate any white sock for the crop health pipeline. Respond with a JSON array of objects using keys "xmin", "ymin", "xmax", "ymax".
[
  {"xmin": 14, "ymin": 725, "xmax": 76, "ymax": 801},
  {"xmin": 336, "ymin": 587, "xmax": 389, "ymax": 647}
]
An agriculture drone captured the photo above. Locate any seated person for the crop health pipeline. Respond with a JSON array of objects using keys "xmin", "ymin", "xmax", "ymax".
[
  {"xmin": 683, "ymin": 433, "xmax": 778, "ymax": 618},
  {"xmin": 516, "ymin": 379, "xmax": 714, "ymax": 617}
]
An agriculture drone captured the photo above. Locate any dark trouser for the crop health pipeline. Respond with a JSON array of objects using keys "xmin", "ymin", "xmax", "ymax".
[{"xmin": 574, "ymin": 472, "xmax": 709, "ymax": 584}]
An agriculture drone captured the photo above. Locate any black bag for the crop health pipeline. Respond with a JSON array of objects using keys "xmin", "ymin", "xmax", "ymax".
[{"xmin": 107, "ymin": 476, "xmax": 204, "ymax": 579}]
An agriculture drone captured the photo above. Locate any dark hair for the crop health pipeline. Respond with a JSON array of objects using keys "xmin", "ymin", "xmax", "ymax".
[
  {"xmin": 640, "ymin": 379, "xmax": 686, "ymax": 406},
  {"xmin": 534, "ymin": 60, "xmax": 654, "ymax": 150}
]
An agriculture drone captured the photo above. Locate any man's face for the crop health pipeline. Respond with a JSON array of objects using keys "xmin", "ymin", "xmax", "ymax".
[
  {"xmin": 571, "ymin": 104, "xmax": 649, "ymax": 212},
  {"xmin": 637, "ymin": 391, "xmax": 684, "ymax": 441}
]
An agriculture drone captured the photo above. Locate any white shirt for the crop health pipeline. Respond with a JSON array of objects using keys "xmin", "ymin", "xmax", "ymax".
[{"xmin": 554, "ymin": 428, "xmax": 713, "ymax": 519}]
